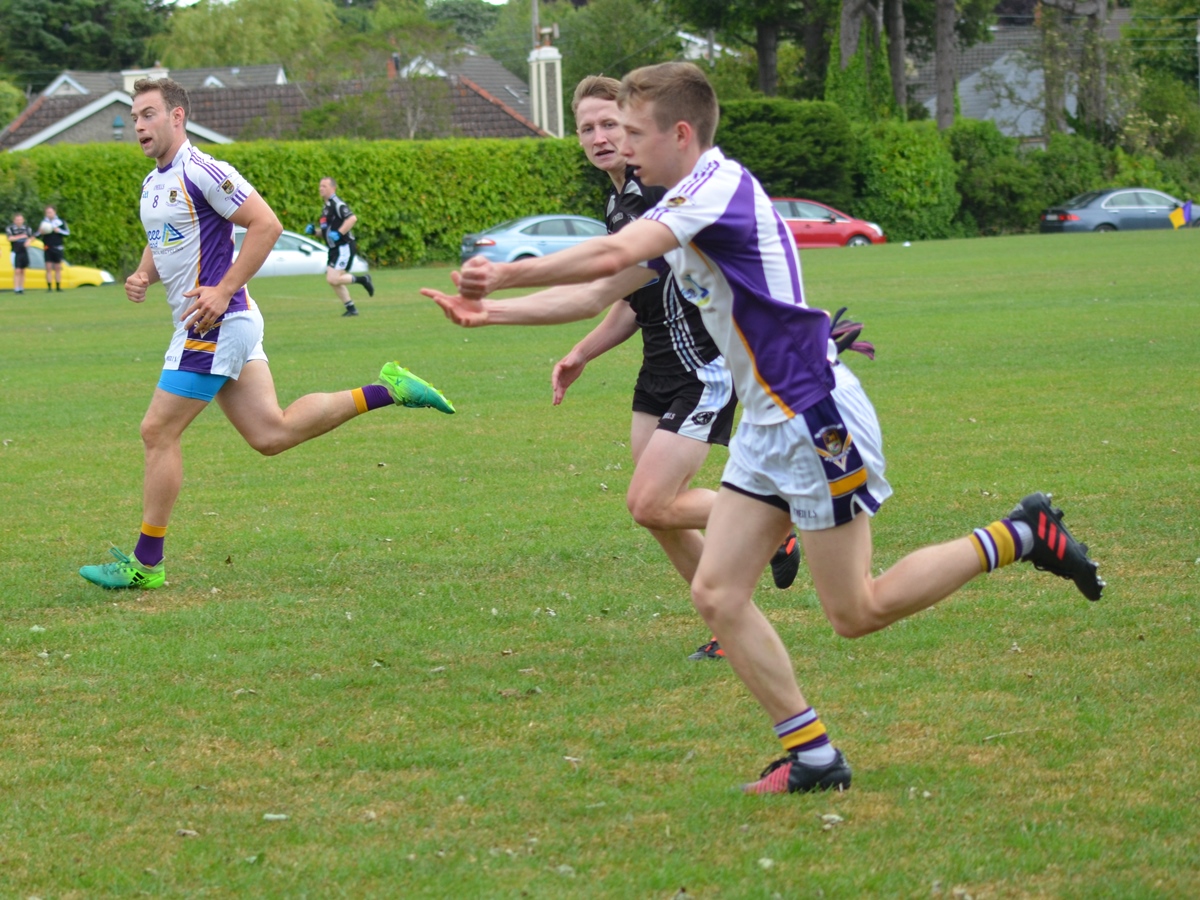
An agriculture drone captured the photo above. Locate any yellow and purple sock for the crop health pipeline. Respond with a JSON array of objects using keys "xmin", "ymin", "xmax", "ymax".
[
  {"xmin": 134, "ymin": 522, "xmax": 167, "ymax": 568},
  {"xmin": 351, "ymin": 384, "xmax": 394, "ymax": 414},
  {"xmin": 775, "ymin": 707, "xmax": 836, "ymax": 766},
  {"xmin": 970, "ymin": 519, "xmax": 1031, "ymax": 572}
]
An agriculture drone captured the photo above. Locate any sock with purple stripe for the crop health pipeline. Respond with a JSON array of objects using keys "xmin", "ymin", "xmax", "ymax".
[
  {"xmin": 351, "ymin": 384, "xmax": 395, "ymax": 414},
  {"xmin": 135, "ymin": 521, "xmax": 167, "ymax": 568},
  {"xmin": 775, "ymin": 707, "xmax": 836, "ymax": 766},
  {"xmin": 970, "ymin": 519, "xmax": 1033, "ymax": 572}
]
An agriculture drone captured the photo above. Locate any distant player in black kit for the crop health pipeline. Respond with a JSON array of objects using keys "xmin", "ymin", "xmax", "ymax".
[
  {"xmin": 6, "ymin": 213, "xmax": 32, "ymax": 294},
  {"xmin": 425, "ymin": 76, "xmax": 800, "ymax": 660},
  {"xmin": 38, "ymin": 206, "xmax": 69, "ymax": 292},
  {"xmin": 317, "ymin": 177, "xmax": 373, "ymax": 316}
]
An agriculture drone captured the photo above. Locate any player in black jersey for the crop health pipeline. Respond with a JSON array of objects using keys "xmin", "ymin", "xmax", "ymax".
[
  {"xmin": 425, "ymin": 76, "xmax": 800, "ymax": 661},
  {"xmin": 316, "ymin": 177, "xmax": 374, "ymax": 316},
  {"xmin": 6, "ymin": 213, "xmax": 33, "ymax": 294}
]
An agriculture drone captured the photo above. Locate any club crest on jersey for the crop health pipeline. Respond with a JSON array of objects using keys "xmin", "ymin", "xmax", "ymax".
[
  {"xmin": 220, "ymin": 178, "xmax": 235, "ymax": 195},
  {"xmin": 168, "ymin": 189, "xmax": 179, "ymax": 205},
  {"xmin": 160, "ymin": 222, "xmax": 185, "ymax": 248},
  {"xmin": 691, "ymin": 411, "xmax": 715, "ymax": 426},
  {"xmin": 667, "ymin": 196, "xmax": 688, "ymax": 207},
  {"xmin": 814, "ymin": 425, "xmax": 853, "ymax": 469}
]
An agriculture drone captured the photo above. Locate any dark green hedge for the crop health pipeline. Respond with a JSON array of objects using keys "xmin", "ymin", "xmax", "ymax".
[
  {"xmin": 717, "ymin": 99, "xmax": 857, "ymax": 212},
  {"xmin": 0, "ymin": 137, "xmax": 604, "ymax": 274},
  {"xmin": 853, "ymin": 120, "xmax": 959, "ymax": 241}
]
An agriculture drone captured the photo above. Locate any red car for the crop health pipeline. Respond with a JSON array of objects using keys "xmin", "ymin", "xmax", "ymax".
[{"xmin": 771, "ymin": 198, "xmax": 886, "ymax": 248}]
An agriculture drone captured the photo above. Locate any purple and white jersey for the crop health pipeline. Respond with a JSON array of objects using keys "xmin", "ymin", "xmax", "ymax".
[
  {"xmin": 643, "ymin": 147, "xmax": 835, "ymax": 426},
  {"xmin": 140, "ymin": 140, "xmax": 255, "ymax": 325}
]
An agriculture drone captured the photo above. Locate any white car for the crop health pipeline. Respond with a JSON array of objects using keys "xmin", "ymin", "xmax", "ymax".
[{"xmin": 232, "ymin": 227, "xmax": 370, "ymax": 277}]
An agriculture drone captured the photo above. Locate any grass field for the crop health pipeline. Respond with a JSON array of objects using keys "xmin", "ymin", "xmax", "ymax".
[{"xmin": 1, "ymin": 229, "xmax": 1198, "ymax": 898}]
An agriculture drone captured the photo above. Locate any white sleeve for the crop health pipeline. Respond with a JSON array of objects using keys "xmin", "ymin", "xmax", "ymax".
[{"xmin": 193, "ymin": 157, "xmax": 254, "ymax": 221}]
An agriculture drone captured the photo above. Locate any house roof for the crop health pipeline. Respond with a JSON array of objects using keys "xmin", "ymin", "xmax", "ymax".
[
  {"xmin": 44, "ymin": 65, "xmax": 288, "ymax": 97},
  {"xmin": 3, "ymin": 60, "xmax": 544, "ymax": 150}
]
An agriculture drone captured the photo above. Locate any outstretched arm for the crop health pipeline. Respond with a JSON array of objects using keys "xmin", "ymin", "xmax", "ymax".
[
  {"xmin": 552, "ymin": 301, "xmax": 639, "ymax": 406},
  {"xmin": 422, "ymin": 264, "xmax": 656, "ymax": 328},
  {"xmin": 455, "ymin": 218, "xmax": 679, "ymax": 300}
]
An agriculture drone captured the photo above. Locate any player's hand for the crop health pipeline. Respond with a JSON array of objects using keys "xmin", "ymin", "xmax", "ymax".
[
  {"xmin": 457, "ymin": 256, "xmax": 502, "ymax": 301},
  {"xmin": 420, "ymin": 286, "xmax": 489, "ymax": 327},
  {"xmin": 181, "ymin": 284, "xmax": 233, "ymax": 334},
  {"xmin": 304, "ymin": 224, "xmax": 315, "ymax": 235},
  {"xmin": 326, "ymin": 230, "xmax": 341, "ymax": 247},
  {"xmin": 125, "ymin": 270, "xmax": 151, "ymax": 304},
  {"xmin": 551, "ymin": 352, "xmax": 587, "ymax": 406}
]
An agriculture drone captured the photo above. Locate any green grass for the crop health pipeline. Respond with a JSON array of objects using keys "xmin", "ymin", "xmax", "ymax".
[{"xmin": 2, "ymin": 229, "xmax": 1198, "ymax": 898}]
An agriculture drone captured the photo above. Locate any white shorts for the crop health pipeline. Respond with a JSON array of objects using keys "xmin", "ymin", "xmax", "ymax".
[
  {"xmin": 162, "ymin": 308, "xmax": 267, "ymax": 379},
  {"xmin": 721, "ymin": 363, "xmax": 892, "ymax": 530}
]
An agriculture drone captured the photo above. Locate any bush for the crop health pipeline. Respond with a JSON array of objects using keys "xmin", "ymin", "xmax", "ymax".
[
  {"xmin": 1029, "ymin": 132, "xmax": 1110, "ymax": 207},
  {"xmin": 717, "ymin": 99, "xmax": 857, "ymax": 211},
  {"xmin": 852, "ymin": 119, "xmax": 959, "ymax": 241},
  {"xmin": 943, "ymin": 119, "xmax": 1042, "ymax": 235},
  {"xmin": 0, "ymin": 137, "xmax": 602, "ymax": 273}
]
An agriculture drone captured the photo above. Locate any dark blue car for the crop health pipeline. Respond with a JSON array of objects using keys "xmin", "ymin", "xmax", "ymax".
[{"xmin": 1040, "ymin": 188, "xmax": 1190, "ymax": 233}]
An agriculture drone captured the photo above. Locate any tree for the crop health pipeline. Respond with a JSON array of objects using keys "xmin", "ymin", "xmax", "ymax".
[
  {"xmin": 153, "ymin": 0, "xmax": 336, "ymax": 69},
  {"xmin": 556, "ymin": 0, "xmax": 682, "ymax": 91},
  {"xmin": 826, "ymin": 0, "xmax": 898, "ymax": 121},
  {"xmin": 427, "ymin": 0, "xmax": 502, "ymax": 45},
  {"xmin": 934, "ymin": 0, "xmax": 954, "ymax": 128},
  {"xmin": 668, "ymin": 0, "xmax": 804, "ymax": 96},
  {"xmin": 0, "ymin": 0, "xmax": 169, "ymax": 90}
]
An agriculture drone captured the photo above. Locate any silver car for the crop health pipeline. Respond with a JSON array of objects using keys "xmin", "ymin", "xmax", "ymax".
[
  {"xmin": 233, "ymin": 227, "xmax": 370, "ymax": 276},
  {"xmin": 461, "ymin": 214, "xmax": 608, "ymax": 263},
  {"xmin": 1039, "ymin": 188, "xmax": 1190, "ymax": 233}
]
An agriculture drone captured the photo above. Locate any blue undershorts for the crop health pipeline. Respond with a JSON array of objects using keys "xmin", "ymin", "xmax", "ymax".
[{"xmin": 157, "ymin": 368, "xmax": 230, "ymax": 402}]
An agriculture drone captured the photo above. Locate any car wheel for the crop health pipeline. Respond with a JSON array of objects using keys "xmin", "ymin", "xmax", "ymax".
[
  {"xmin": 1094, "ymin": 224, "xmax": 1116, "ymax": 232},
  {"xmin": 846, "ymin": 235, "xmax": 872, "ymax": 247}
]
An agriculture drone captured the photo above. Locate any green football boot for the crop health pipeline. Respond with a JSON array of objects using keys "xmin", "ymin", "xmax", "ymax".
[
  {"xmin": 79, "ymin": 547, "xmax": 165, "ymax": 590},
  {"xmin": 378, "ymin": 361, "xmax": 455, "ymax": 414}
]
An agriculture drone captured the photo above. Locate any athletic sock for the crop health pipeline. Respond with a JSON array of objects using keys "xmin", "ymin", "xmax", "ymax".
[
  {"xmin": 969, "ymin": 519, "xmax": 1032, "ymax": 573},
  {"xmin": 134, "ymin": 522, "xmax": 167, "ymax": 568},
  {"xmin": 351, "ymin": 384, "xmax": 395, "ymax": 413},
  {"xmin": 775, "ymin": 707, "xmax": 837, "ymax": 766}
]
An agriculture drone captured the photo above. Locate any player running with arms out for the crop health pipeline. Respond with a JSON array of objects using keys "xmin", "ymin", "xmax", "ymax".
[
  {"xmin": 426, "ymin": 74, "xmax": 800, "ymax": 662},
  {"xmin": 315, "ymin": 177, "xmax": 374, "ymax": 317},
  {"xmin": 437, "ymin": 62, "xmax": 1104, "ymax": 794},
  {"xmin": 79, "ymin": 78, "xmax": 453, "ymax": 591}
]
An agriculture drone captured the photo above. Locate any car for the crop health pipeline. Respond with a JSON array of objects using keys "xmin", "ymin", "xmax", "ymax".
[
  {"xmin": 1039, "ymin": 188, "xmax": 1191, "ymax": 233},
  {"xmin": 1, "ymin": 235, "xmax": 115, "ymax": 290},
  {"xmin": 461, "ymin": 214, "xmax": 609, "ymax": 263},
  {"xmin": 233, "ymin": 226, "xmax": 369, "ymax": 277},
  {"xmin": 771, "ymin": 198, "xmax": 886, "ymax": 248}
]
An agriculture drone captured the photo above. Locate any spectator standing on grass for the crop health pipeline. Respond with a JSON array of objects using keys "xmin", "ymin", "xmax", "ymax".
[
  {"xmin": 38, "ymin": 206, "xmax": 69, "ymax": 292},
  {"xmin": 6, "ymin": 213, "xmax": 32, "ymax": 294},
  {"xmin": 432, "ymin": 61, "xmax": 1104, "ymax": 796},
  {"xmin": 316, "ymin": 177, "xmax": 373, "ymax": 317},
  {"xmin": 78, "ymin": 77, "xmax": 453, "ymax": 592}
]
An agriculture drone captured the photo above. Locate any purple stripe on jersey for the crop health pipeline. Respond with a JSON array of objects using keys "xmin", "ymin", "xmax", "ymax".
[
  {"xmin": 692, "ymin": 171, "xmax": 834, "ymax": 415},
  {"xmin": 180, "ymin": 347, "xmax": 216, "ymax": 373},
  {"xmin": 679, "ymin": 159, "xmax": 720, "ymax": 197},
  {"xmin": 185, "ymin": 173, "xmax": 249, "ymax": 314},
  {"xmin": 191, "ymin": 149, "xmax": 228, "ymax": 182}
]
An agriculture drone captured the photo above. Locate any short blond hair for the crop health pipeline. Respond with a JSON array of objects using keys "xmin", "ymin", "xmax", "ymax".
[
  {"xmin": 618, "ymin": 62, "xmax": 719, "ymax": 148},
  {"xmin": 571, "ymin": 75, "xmax": 621, "ymax": 114}
]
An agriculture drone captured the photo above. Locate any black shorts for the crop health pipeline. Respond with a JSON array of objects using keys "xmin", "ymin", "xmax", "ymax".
[
  {"xmin": 43, "ymin": 247, "xmax": 63, "ymax": 264},
  {"xmin": 632, "ymin": 367, "xmax": 737, "ymax": 446},
  {"xmin": 12, "ymin": 249, "xmax": 28, "ymax": 270},
  {"xmin": 327, "ymin": 241, "xmax": 357, "ymax": 271}
]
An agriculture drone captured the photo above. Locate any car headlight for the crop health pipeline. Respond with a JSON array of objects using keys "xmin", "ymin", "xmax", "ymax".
[
  {"xmin": 100, "ymin": 270, "xmax": 115, "ymax": 283},
  {"xmin": 867, "ymin": 223, "xmax": 884, "ymax": 237}
]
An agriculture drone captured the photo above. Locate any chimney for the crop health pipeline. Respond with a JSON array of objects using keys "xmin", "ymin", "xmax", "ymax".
[{"xmin": 122, "ymin": 62, "xmax": 170, "ymax": 93}]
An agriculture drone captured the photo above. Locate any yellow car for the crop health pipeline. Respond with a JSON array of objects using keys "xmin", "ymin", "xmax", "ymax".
[{"xmin": 1, "ymin": 235, "xmax": 115, "ymax": 290}]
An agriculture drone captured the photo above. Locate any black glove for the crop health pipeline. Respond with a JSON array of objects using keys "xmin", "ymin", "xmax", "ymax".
[{"xmin": 830, "ymin": 307, "xmax": 875, "ymax": 360}]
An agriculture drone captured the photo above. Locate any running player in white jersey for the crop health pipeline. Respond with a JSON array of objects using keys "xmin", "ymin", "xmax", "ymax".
[
  {"xmin": 426, "ymin": 75, "xmax": 800, "ymax": 662},
  {"xmin": 437, "ymin": 62, "xmax": 1104, "ymax": 795},
  {"xmin": 79, "ymin": 77, "xmax": 454, "ymax": 591}
]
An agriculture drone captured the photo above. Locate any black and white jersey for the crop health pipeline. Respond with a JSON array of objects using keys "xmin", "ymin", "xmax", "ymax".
[
  {"xmin": 320, "ymin": 195, "xmax": 355, "ymax": 243},
  {"xmin": 606, "ymin": 168, "xmax": 723, "ymax": 376},
  {"xmin": 5, "ymin": 223, "xmax": 32, "ymax": 248}
]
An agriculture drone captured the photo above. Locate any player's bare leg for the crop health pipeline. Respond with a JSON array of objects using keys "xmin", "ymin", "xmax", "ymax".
[
  {"xmin": 802, "ymin": 514, "xmax": 987, "ymax": 639},
  {"xmin": 141, "ymin": 389, "xmax": 211, "ymax": 526},
  {"xmin": 690, "ymin": 488, "xmax": 809, "ymax": 718},
  {"xmin": 627, "ymin": 413, "xmax": 712, "ymax": 582},
  {"xmin": 215, "ymin": 360, "xmax": 368, "ymax": 456}
]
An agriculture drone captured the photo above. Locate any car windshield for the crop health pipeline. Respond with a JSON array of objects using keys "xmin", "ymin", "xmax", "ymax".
[
  {"xmin": 481, "ymin": 219, "xmax": 520, "ymax": 235},
  {"xmin": 1062, "ymin": 191, "xmax": 1104, "ymax": 208}
]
